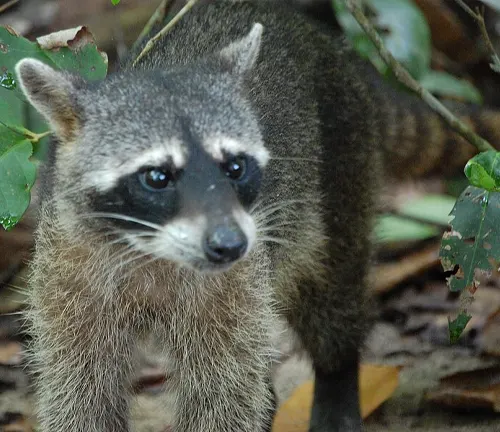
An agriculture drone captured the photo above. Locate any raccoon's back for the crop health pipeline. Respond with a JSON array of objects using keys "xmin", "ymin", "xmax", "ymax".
[
  {"xmin": 129, "ymin": 0, "xmax": 378, "ymax": 199},
  {"xmin": 130, "ymin": 0, "xmax": 500, "ymax": 181}
]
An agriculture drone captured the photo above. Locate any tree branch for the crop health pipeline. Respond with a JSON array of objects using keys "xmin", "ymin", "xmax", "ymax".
[
  {"xmin": 133, "ymin": 0, "xmax": 200, "ymax": 67},
  {"xmin": 130, "ymin": 0, "xmax": 174, "ymax": 55},
  {"xmin": 343, "ymin": 0, "xmax": 495, "ymax": 153},
  {"xmin": 0, "ymin": 0, "xmax": 19, "ymax": 15},
  {"xmin": 454, "ymin": 0, "xmax": 500, "ymax": 74}
]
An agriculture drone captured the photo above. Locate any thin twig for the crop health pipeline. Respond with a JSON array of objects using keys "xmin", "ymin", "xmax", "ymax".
[
  {"xmin": 0, "ymin": 0, "xmax": 19, "ymax": 15},
  {"xmin": 454, "ymin": 0, "xmax": 500, "ymax": 74},
  {"xmin": 344, "ymin": 0, "xmax": 495, "ymax": 153},
  {"xmin": 0, "ymin": 119, "xmax": 52, "ymax": 144},
  {"xmin": 133, "ymin": 0, "xmax": 200, "ymax": 67},
  {"xmin": 25, "ymin": 130, "xmax": 52, "ymax": 144},
  {"xmin": 454, "ymin": 0, "xmax": 479, "ymax": 18},
  {"xmin": 130, "ymin": 0, "xmax": 174, "ymax": 55}
]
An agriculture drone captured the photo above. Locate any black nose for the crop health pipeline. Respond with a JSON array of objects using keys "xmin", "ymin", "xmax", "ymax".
[{"xmin": 203, "ymin": 224, "xmax": 248, "ymax": 264}]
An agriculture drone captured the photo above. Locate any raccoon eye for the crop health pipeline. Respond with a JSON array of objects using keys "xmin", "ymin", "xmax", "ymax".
[
  {"xmin": 139, "ymin": 168, "xmax": 171, "ymax": 191},
  {"xmin": 222, "ymin": 155, "xmax": 247, "ymax": 181}
]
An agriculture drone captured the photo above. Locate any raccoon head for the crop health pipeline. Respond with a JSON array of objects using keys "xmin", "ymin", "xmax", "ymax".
[{"xmin": 16, "ymin": 23, "xmax": 268, "ymax": 273}]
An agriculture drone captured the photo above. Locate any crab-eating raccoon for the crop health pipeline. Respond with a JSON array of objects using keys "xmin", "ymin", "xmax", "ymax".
[{"xmin": 15, "ymin": 0, "xmax": 500, "ymax": 431}]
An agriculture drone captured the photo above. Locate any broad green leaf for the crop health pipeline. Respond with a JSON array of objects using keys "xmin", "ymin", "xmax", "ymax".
[
  {"xmin": 374, "ymin": 214, "xmax": 439, "ymax": 243},
  {"xmin": 440, "ymin": 186, "xmax": 500, "ymax": 292},
  {"xmin": 368, "ymin": 0, "xmax": 431, "ymax": 80},
  {"xmin": 448, "ymin": 312, "xmax": 472, "ymax": 344},
  {"xmin": 398, "ymin": 194, "xmax": 457, "ymax": 226},
  {"xmin": 464, "ymin": 151, "xmax": 500, "ymax": 192},
  {"xmin": 0, "ymin": 26, "xmax": 108, "ymax": 230},
  {"xmin": 0, "ymin": 127, "xmax": 36, "ymax": 230},
  {"xmin": 332, "ymin": 0, "xmax": 431, "ymax": 79},
  {"xmin": 112, "ymin": 0, "xmax": 121, "ymax": 4},
  {"xmin": 419, "ymin": 71, "xmax": 483, "ymax": 104},
  {"xmin": 0, "ymin": 27, "xmax": 107, "ymax": 83}
]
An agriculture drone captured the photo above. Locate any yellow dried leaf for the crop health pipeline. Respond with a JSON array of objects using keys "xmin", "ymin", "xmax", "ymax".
[
  {"xmin": 272, "ymin": 364, "xmax": 400, "ymax": 432},
  {"xmin": 359, "ymin": 364, "xmax": 401, "ymax": 418}
]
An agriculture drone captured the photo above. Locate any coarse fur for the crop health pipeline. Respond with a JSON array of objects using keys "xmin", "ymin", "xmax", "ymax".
[{"xmin": 16, "ymin": 1, "xmax": 500, "ymax": 432}]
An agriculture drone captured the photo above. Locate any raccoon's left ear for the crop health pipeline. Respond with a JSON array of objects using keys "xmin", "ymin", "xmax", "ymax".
[
  {"xmin": 219, "ymin": 23, "xmax": 263, "ymax": 78},
  {"xmin": 15, "ymin": 58, "xmax": 82, "ymax": 143}
]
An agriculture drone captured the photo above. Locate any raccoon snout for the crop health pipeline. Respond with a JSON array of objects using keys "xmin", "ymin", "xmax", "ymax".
[{"xmin": 203, "ymin": 223, "xmax": 248, "ymax": 264}]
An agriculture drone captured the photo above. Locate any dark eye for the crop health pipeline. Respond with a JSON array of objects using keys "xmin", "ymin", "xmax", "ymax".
[
  {"xmin": 222, "ymin": 155, "xmax": 247, "ymax": 180},
  {"xmin": 139, "ymin": 168, "xmax": 171, "ymax": 191}
]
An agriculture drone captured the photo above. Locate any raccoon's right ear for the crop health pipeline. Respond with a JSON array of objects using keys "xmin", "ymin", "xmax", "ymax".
[
  {"xmin": 15, "ymin": 58, "xmax": 82, "ymax": 143},
  {"xmin": 219, "ymin": 23, "xmax": 263, "ymax": 78}
]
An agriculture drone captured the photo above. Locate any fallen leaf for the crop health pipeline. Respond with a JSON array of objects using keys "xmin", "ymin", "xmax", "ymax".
[
  {"xmin": 0, "ymin": 412, "xmax": 33, "ymax": 432},
  {"xmin": 359, "ymin": 364, "xmax": 402, "ymax": 418},
  {"xmin": 372, "ymin": 243, "xmax": 441, "ymax": 294},
  {"xmin": 0, "ymin": 341, "xmax": 22, "ymax": 366},
  {"xmin": 426, "ymin": 366, "xmax": 500, "ymax": 412},
  {"xmin": 36, "ymin": 26, "xmax": 86, "ymax": 50},
  {"xmin": 479, "ymin": 308, "xmax": 500, "ymax": 357},
  {"xmin": 272, "ymin": 364, "xmax": 400, "ymax": 432}
]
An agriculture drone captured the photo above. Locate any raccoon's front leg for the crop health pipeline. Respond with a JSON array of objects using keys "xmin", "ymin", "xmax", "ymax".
[
  {"xmin": 288, "ymin": 264, "xmax": 370, "ymax": 432},
  {"xmin": 30, "ymin": 297, "xmax": 137, "ymax": 432},
  {"xmin": 172, "ymin": 346, "xmax": 273, "ymax": 432},
  {"xmin": 168, "ymin": 291, "xmax": 274, "ymax": 432}
]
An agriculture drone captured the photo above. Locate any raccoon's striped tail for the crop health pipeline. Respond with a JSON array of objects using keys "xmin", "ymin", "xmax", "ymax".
[{"xmin": 375, "ymin": 86, "xmax": 500, "ymax": 179}]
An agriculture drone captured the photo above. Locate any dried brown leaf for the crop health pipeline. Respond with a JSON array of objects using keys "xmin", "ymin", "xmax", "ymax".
[
  {"xmin": 372, "ymin": 243, "xmax": 441, "ymax": 294},
  {"xmin": 480, "ymin": 308, "xmax": 500, "ymax": 356},
  {"xmin": 0, "ymin": 341, "xmax": 22, "ymax": 366},
  {"xmin": 0, "ymin": 413, "xmax": 33, "ymax": 432},
  {"xmin": 427, "ymin": 366, "xmax": 500, "ymax": 412}
]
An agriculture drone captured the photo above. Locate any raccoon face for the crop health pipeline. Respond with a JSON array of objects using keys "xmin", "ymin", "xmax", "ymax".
[
  {"xmin": 16, "ymin": 24, "xmax": 267, "ymax": 273},
  {"xmin": 85, "ymin": 121, "xmax": 266, "ymax": 273}
]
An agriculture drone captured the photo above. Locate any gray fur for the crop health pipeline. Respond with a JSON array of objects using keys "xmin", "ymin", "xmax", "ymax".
[{"xmin": 220, "ymin": 22, "xmax": 263, "ymax": 76}]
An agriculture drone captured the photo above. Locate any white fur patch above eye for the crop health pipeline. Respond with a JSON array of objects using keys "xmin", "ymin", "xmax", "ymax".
[
  {"xmin": 203, "ymin": 136, "xmax": 270, "ymax": 167},
  {"xmin": 84, "ymin": 139, "xmax": 188, "ymax": 191}
]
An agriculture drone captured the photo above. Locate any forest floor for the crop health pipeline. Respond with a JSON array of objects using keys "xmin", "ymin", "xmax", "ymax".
[{"xmin": 3, "ymin": 316, "xmax": 500, "ymax": 431}]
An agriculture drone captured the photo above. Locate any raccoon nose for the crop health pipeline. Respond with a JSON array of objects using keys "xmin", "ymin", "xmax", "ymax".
[{"xmin": 204, "ymin": 224, "xmax": 248, "ymax": 264}]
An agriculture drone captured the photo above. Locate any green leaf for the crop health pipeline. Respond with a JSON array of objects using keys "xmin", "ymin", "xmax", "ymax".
[
  {"xmin": 368, "ymin": 0, "xmax": 431, "ymax": 80},
  {"xmin": 448, "ymin": 312, "xmax": 472, "ymax": 343},
  {"xmin": 0, "ymin": 127, "xmax": 36, "ymax": 230},
  {"xmin": 0, "ymin": 26, "xmax": 108, "ymax": 229},
  {"xmin": 111, "ymin": 0, "xmax": 121, "ymax": 4},
  {"xmin": 332, "ymin": 0, "xmax": 432, "ymax": 79},
  {"xmin": 0, "ymin": 27, "xmax": 108, "ymax": 82},
  {"xmin": 419, "ymin": 71, "xmax": 483, "ymax": 104},
  {"xmin": 398, "ymin": 194, "xmax": 457, "ymax": 226},
  {"xmin": 440, "ymin": 186, "xmax": 500, "ymax": 292},
  {"xmin": 464, "ymin": 151, "xmax": 500, "ymax": 192},
  {"xmin": 374, "ymin": 214, "xmax": 439, "ymax": 243}
]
